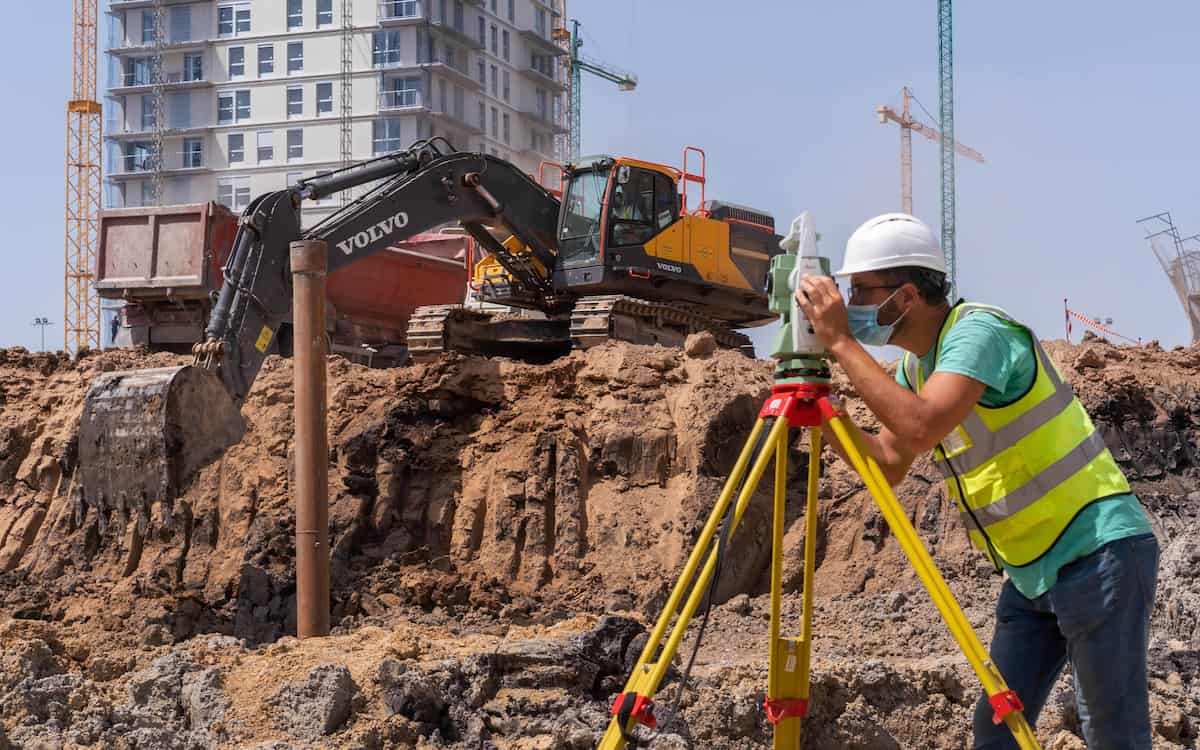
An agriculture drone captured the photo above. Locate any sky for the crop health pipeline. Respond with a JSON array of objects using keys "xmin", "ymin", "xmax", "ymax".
[{"xmin": 3, "ymin": 1, "xmax": 1198, "ymax": 356}]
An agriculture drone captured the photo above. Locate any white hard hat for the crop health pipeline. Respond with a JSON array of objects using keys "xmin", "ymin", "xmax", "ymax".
[{"xmin": 835, "ymin": 213, "xmax": 946, "ymax": 276}]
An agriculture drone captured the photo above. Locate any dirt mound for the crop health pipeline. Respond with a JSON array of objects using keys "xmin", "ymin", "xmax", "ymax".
[{"xmin": 0, "ymin": 338, "xmax": 1197, "ymax": 748}]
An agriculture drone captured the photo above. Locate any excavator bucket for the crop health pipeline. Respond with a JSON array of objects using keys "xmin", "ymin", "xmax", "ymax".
[{"xmin": 78, "ymin": 366, "xmax": 244, "ymax": 508}]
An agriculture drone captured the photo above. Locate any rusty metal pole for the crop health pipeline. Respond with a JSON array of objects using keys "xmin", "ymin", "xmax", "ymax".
[{"xmin": 291, "ymin": 239, "xmax": 330, "ymax": 638}]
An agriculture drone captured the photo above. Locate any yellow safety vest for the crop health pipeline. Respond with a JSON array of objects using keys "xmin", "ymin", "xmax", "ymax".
[{"xmin": 902, "ymin": 302, "xmax": 1131, "ymax": 567}]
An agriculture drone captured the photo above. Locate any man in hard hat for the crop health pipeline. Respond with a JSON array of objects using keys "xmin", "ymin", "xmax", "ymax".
[{"xmin": 795, "ymin": 213, "xmax": 1158, "ymax": 749}]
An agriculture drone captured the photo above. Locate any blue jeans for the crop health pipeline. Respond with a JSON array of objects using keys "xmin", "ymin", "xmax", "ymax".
[{"xmin": 973, "ymin": 533, "xmax": 1159, "ymax": 749}]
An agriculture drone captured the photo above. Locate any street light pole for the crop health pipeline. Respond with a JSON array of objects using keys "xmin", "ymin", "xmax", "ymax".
[{"xmin": 31, "ymin": 318, "xmax": 54, "ymax": 352}]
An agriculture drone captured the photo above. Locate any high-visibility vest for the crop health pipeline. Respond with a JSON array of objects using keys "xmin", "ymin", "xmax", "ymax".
[{"xmin": 902, "ymin": 302, "xmax": 1131, "ymax": 567}]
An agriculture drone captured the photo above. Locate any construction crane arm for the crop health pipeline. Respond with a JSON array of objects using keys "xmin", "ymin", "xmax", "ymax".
[
  {"xmin": 574, "ymin": 54, "xmax": 638, "ymax": 90},
  {"xmin": 908, "ymin": 120, "xmax": 985, "ymax": 163}
]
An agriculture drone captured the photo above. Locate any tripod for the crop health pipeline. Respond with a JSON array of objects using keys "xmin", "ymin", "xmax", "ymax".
[{"xmin": 599, "ymin": 380, "xmax": 1042, "ymax": 750}]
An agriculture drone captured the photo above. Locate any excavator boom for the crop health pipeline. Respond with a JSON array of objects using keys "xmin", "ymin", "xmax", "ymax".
[{"xmin": 78, "ymin": 141, "xmax": 560, "ymax": 510}]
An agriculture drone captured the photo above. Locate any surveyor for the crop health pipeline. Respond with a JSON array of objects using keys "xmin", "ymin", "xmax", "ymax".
[{"xmin": 794, "ymin": 212, "xmax": 1159, "ymax": 749}]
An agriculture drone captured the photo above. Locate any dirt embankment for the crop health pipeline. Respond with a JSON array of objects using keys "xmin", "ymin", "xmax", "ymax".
[{"xmin": 0, "ymin": 336, "xmax": 1195, "ymax": 749}]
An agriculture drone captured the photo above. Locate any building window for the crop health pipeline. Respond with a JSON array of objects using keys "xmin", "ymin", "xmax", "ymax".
[
  {"xmin": 141, "ymin": 95, "xmax": 156, "ymax": 129},
  {"xmin": 373, "ymin": 31, "xmax": 402, "ymax": 67},
  {"xmin": 382, "ymin": 0, "xmax": 419, "ymax": 19},
  {"xmin": 478, "ymin": 17, "xmax": 485, "ymax": 45},
  {"xmin": 382, "ymin": 78, "xmax": 418, "ymax": 108},
  {"xmin": 228, "ymin": 133, "xmax": 244, "ymax": 163},
  {"xmin": 501, "ymin": 30, "xmax": 509, "ymax": 61},
  {"xmin": 373, "ymin": 119, "xmax": 403, "ymax": 154},
  {"xmin": 183, "ymin": 54, "xmax": 203, "ymax": 81},
  {"xmin": 502, "ymin": 112, "xmax": 509, "ymax": 144},
  {"xmin": 170, "ymin": 6, "xmax": 192, "ymax": 42},
  {"xmin": 229, "ymin": 46, "xmax": 245, "ymax": 78},
  {"xmin": 182, "ymin": 138, "xmax": 203, "ymax": 168},
  {"xmin": 316, "ymin": 82, "xmax": 333, "ymax": 114},
  {"xmin": 217, "ymin": 176, "xmax": 251, "ymax": 210},
  {"xmin": 478, "ymin": 101, "xmax": 485, "ymax": 129},
  {"xmin": 218, "ymin": 89, "xmax": 251, "ymax": 123},
  {"xmin": 140, "ymin": 180, "xmax": 155, "ymax": 205},
  {"xmin": 535, "ymin": 87, "xmax": 546, "ymax": 119},
  {"xmin": 502, "ymin": 70, "xmax": 509, "ymax": 101},
  {"xmin": 317, "ymin": 0, "xmax": 333, "ymax": 27},
  {"xmin": 256, "ymin": 45, "xmax": 273, "ymax": 75},
  {"xmin": 507, "ymin": 0, "xmax": 514, "ymax": 21},
  {"xmin": 218, "ymin": 3, "xmax": 250, "ymax": 37},
  {"xmin": 287, "ymin": 128, "xmax": 303, "ymax": 160},
  {"xmin": 490, "ymin": 65, "xmax": 497, "ymax": 96},
  {"xmin": 438, "ymin": 79, "xmax": 447, "ymax": 112},
  {"xmin": 257, "ymin": 130, "xmax": 273, "ymax": 163},
  {"xmin": 535, "ymin": 8, "xmax": 546, "ymax": 36},
  {"xmin": 490, "ymin": 0, "xmax": 497, "ymax": 13},
  {"xmin": 286, "ymin": 171, "xmax": 303, "ymax": 189},
  {"xmin": 490, "ymin": 25, "xmax": 497, "ymax": 54},
  {"xmin": 286, "ymin": 0, "xmax": 302, "ymax": 30},
  {"xmin": 454, "ymin": 1, "xmax": 464, "ymax": 29},
  {"xmin": 477, "ymin": 60, "xmax": 485, "ymax": 85},
  {"xmin": 287, "ymin": 85, "xmax": 303, "ymax": 117},
  {"xmin": 490, "ymin": 106, "xmax": 497, "ymax": 137},
  {"xmin": 287, "ymin": 41, "xmax": 304, "ymax": 74},
  {"xmin": 141, "ymin": 9, "xmax": 157, "ymax": 43}
]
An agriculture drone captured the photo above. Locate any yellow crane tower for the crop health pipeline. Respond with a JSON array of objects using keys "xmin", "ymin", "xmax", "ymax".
[{"xmin": 65, "ymin": 0, "xmax": 103, "ymax": 351}]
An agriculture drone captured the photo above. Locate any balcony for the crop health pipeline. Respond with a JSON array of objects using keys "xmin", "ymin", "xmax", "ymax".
[
  {"xmin": 107, "ymin": 0, "xmax": 199, "ymax": 11},
  {"xmin": 378, "ymin": 90, "xmax": 427, "ymax": 112},
  {"xmin": 422, "ymin": 57, "xmax": 483, "ymax": 91},
  {"xmin": 519, "ymin": 28, "xmax": 565, "ymax": 56},
  {"xmin": 519, "ymin": 64, "xmax": 565, "ymax": 92},
  {"xmin": 110, "ymin": 148, "xmax": 208, "ymax": 178},
  {"xmin": 110, "ymin": 70, "xmax": 211, "ymax": 95},
  {"xmin": 105, "ymin": 121, "xmax": 209, "ymax": 141},
  {"xmin": 106, "ymin": 34, "xmax": 208, "ymax": 56},
  {"xmin": 429, "ymin": 18, "xmax": 484, "ymax": 50},
  {"xmin": 520, "ymin": 107, "xmax": 566, "ymax": 134},
  {"xmin": 379, "ymin": 0, "xmax": 424, "ymax": 25},
  {"xmin": 430, "ymin": 108, "xmax": 483, "ymax": 136}
]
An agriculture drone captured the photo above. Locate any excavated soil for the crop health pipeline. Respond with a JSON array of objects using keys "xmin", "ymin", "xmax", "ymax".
[{"xmin": 0, "ymin": 334, "xmax": 1196, "ymax": 749}]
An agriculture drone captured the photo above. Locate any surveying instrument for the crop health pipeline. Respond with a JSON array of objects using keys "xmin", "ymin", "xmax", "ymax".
[{"xmin": 599, "ymin": 214, "xmax": 1041, "ymax": 749}]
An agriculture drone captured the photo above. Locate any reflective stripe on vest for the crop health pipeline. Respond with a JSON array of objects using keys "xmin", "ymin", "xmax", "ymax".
[{"xmin": 901, "ymin": 302, "xmax": 1130, "ymax": 567}]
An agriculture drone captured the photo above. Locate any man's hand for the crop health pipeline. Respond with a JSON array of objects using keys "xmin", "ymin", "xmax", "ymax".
[{"xmin": 795, "ymin": 276, "xmax": 852, "ymax": 350}]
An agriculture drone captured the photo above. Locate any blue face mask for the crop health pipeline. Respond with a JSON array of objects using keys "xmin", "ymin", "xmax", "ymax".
[{"xmin": 847, "ymin": 289, "xmax": 907, "ymax": 346}]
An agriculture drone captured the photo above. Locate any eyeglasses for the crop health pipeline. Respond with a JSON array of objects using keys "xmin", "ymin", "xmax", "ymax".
[{"xmin": 848, "ymin": 284, "xmax": 900, "ymax": 302}]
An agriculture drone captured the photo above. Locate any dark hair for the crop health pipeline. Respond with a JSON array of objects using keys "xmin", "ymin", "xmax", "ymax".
[{"xmin": 882, "ymin": 266, "xmax": 950, "ymax": 304}]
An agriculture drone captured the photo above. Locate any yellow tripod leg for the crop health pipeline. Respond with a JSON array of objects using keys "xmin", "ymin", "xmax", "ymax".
[
  {"xmin": 767, "ymin": 425, "xmax": 820, "ymax": 749},
  {"xmin": 599, "ymin": 417, "xmax": 791, "ymax": 749},
  {"xmin": 824, "ymin": 411, "xmax": 1041, "ymax": 750}
]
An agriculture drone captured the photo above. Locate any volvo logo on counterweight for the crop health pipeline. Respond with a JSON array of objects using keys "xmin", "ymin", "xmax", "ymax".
[
  {"xmin": 336, "ymin": 212, "xmax": 410, "ymax": 255},
  {"xmin": 656, "ymin": 261, "xmax": 683, "ymax": 274}
]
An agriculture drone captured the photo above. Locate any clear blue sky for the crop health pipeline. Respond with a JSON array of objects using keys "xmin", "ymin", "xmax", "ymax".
[{"xmin": 4, "ymin": 1, "xmax": 1198, "ymax": 354}]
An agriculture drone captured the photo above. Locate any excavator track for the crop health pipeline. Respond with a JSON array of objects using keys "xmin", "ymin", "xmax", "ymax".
[
  {"xmin": 407, "ymin": 304, "xmax": 571, "ymax": 363},
  {"xmin": 570, "ymin": 295, "xmax": 753, "ymax": 354}
]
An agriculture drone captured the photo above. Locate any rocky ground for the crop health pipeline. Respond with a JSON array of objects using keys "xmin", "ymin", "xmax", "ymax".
[{"xmin": 0, "ymin": 333, "xmax": 1196, "ymax": 749}]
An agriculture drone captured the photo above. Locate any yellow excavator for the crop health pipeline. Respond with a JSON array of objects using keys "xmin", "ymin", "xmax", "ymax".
[{"xmin": 77, "ymin": 139, "xmax": 783, "ymax": 511}]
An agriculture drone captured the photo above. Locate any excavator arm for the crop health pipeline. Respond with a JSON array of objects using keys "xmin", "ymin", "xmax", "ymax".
[
  {"xmin": 202, "ymin": 142, "xmax": 560, "ymax": 403},
  {"xmin": 78, "ymin": 140, "xmax": 561, "ymax": 508}
]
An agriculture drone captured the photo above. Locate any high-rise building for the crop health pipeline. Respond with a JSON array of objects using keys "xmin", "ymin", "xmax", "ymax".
[{"xmin": 103, "ymin": 0, "xmax": 567, "ymax": 224}]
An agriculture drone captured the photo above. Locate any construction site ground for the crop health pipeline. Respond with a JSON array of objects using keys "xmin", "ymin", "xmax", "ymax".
[{"xmin": 0, "ymin": 335, "xmax": 1196, "ymax": 749}]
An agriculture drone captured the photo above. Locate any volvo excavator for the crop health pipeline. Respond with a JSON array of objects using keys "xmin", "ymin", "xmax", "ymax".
[{"xmin": 77, "ymin": 139, "xmax": 783, "ymax": 510}]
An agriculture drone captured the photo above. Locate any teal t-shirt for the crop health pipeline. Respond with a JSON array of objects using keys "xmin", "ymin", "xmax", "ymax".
[{"xmin": 896, "ymin": 310, "xmax": 1151, "ymax": 599}]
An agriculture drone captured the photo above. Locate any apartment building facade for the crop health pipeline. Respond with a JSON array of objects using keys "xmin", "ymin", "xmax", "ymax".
[{"xmin": 103, "ymin": 0, "xmax": 567, "ymax": 223}]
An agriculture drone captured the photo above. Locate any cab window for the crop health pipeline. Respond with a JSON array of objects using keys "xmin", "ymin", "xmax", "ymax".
[{"xmin": 611, "ymin": 167, "xmax": 666, "ymax": 247}]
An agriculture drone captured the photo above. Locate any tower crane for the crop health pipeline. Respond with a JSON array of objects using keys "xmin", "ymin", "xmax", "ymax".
[
  {"xmin": 554, "ymin": 19, "xmax": 637, "ymax": 161},
  {"xmin": 938, "ymin": 0, "xmax": 958, "ymax": 296},
  {"xmin": 876, "ymin": 87, "xmax": 984, "ymax": 216}
]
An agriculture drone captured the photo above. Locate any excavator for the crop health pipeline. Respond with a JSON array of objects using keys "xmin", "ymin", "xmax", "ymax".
[{"xmin": 77, "ymin": 138, "xmax": 783, "ymax": 511}]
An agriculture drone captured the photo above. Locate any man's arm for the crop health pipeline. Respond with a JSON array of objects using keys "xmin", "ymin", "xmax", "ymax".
[{"xmin": 829, "ymin": 337, "xmax": 986, "ymax": 455}]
